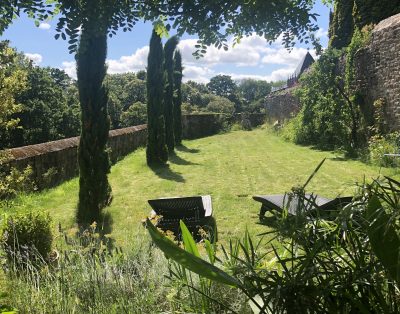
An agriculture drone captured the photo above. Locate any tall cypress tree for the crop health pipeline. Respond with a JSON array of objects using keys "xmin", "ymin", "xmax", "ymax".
[
  {"xmin": 354, "ymin": 0, "xmax": 400, "ymax": 29},
  {"xmin": 146, "ymin": 30, "xmax": 168, "ymax": 165},
  {"xmin": 328, "ymin": 0, "xmax": 354, "ymax": 49},
  {"xmin": 163, "ymin": 36, "xmax": 179, "ymax": 153},
  {"xmin": 173, "ymin": 50, "xmax": 183, "ymax": 146},
  {"xmin": 76, "ymin": 9, "xmax": 112, "ymax": 225}
]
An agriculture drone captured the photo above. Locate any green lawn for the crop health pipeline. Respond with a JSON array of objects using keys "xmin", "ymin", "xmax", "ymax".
[{"xmin": 5, "ymin": 128, "xmax": 399, "ymax": 246}]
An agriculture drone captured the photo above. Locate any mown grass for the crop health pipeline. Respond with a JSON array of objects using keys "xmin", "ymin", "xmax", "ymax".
[{"xmin": 4, "ymin": 127, "xmax": 399, "ymax": 247}]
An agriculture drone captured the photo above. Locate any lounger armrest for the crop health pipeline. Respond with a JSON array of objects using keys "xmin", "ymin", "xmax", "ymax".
[{"xmin": 202, "ymin": 195, "xmax": 213, "ymax": 217}]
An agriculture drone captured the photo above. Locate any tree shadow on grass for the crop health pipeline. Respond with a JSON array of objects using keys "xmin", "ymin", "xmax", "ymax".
[
  {"xmin": 149, "ymin": 163, "xmax": 185, "ymax": 183},
  {"xmin": 176, "ymin": 144, "xmax": 200, "ymax": 154},
  {"xmin": 76, "ymin": 210, "xmax": 115, "ymax": 250},
  {"xmin": 169, "ymin": 152, "xmax": 199, "ymax": 166},
  {"xmin": 98, "ymin": 211, "xmax": 115, "ymax": 250}
]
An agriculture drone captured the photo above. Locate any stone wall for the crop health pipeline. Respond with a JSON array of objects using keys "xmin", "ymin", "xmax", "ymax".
[
  {"xmin": 4, "ymin": 114, "xmax": 266, "ymax": 189},
  {"xmin": 6, "ymin": 125, "xmax": 147, "ymax": 189},
  {"xmin": 181, "ymin": 114, "xmax": 225, "ymax": 139},
  {"xmin": 264, "ymin": 87, "xmax": 300, "ymax": 121},
  {"xmin": 354, "ymin": 13, "xmax": 400, "ymax": 130}
]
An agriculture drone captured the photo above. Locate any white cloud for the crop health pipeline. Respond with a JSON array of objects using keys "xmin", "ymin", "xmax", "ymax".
[
  {"xmin": 107, "ymin": 46, "xmax": 149, "ymax": 74},
  {"xmin": 61, "ymin": 61, "xmax": 76, "ymax": 79},
  {"xmin": 262, "ymin": 47, "xmax": 317, "ymax": 66},
  {"xmin": 178, "ymin": 35, "xmax": 266, "ymax": 67},
  {"xmin": 39, "ymin": 22, "xmax": 51, "ymax": 30},
  {"xmin": 213, "ymin": 67, "xmax": 295, "ymax": 84},
  {"xmin": 25, "ymin": 53, "xmax": 43, "ymax": 65},
  {"xmin": 183, "ymin": 65, "xmax": 215, "ymax": 83},
  {"xmin": 61, "ymin": 33, "xmax": 317, "ymax": 83},
  {"xmin": 315, "ymin": 27, "xmax": 328, "ymax": 39}
]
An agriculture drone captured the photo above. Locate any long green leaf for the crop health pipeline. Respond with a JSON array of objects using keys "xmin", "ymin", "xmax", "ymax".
[
  {"xmin": 180, "ymin": 220, "xmax": 201, "ymax": 257},
  {"xmin": 367, "ymin": 196, "xmax": 400, "ymax": 284},
  {"xmin": 302, "ymin": 158, "xmax": 326, "ymax": 189},
  {"xmin": 146, "ymin": 219, "xmax": 239, "ymax": 287},
  {"xmin": 204, "ymin": 239, "xmax": 215, "ymax": 264}
]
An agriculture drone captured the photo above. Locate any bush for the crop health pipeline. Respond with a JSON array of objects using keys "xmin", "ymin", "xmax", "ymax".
[
  {"xmin": 120, "ymin": 101, "xmax": 147, "ymax": 127},
  {"xmin": 368, "ymin": 132, "xmax": 400, "ymax": 167},
  {"xmin": 0, "ymin": 152, "xmax": 35, "ymax": 204},
  {"xmin": 1, "ymin": 211, "xmax": 52, "ymax": 266}
]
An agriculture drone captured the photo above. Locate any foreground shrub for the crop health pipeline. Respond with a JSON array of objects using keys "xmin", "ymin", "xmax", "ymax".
[
  {"xmin": 1, "ymin": 211, "xmax": 52, "ymax": 267},
  {"xmin": 2, "ymin": 225, "xmax": 173, "ymax": 313}
]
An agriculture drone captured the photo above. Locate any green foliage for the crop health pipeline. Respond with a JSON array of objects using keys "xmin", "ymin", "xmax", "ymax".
[
  {"xmin": 0, "ymin": 41, "xmax": 27, "ymax": 139},
  {"xmin": 367, "ymin": 195, "xmax": 400, "ymax": 284},
  {"xmin": 120, "ymin": 101, "xmax": 147, "ymax": 127},
  {"xmin": 328, "ymin": 0, "xmax": 399, "ymax": 50},
  {"xmin": 237, "ymin": 79, "xmax": 271, "ymax": 112},
  {"xmin": 1, "ymin": 211, "xmax": 52, "ymax": 265},
  {"xmin": 163, "ymin": 36, "xmax": 179, "ymax": 153},
  {"xmin": 3, "ymin": 228, "xmax": 173, "ymax": 313},
  {"xmin": 0, "ymin": 41, "xmax": 80, "ymax": 149},
  {"xmin": 0, "ymin": 162, "xmax": 35, "ymax": 204},
  {"xmin": 146, "ymin": 29, "xmax": 168, "ymax": 166},
  {"xmin": 328, "ymin": 0, "xmax": 354, "ymax": 49},
  {"xmin": 368, "ymin": 132, "xmax": 400, "ymax": 167},
  {"xmin": 353, "ymin": 0, "xmax": 400, "ymax": 29},
  {"xmin": 105, "ymin": 73, "xmax": 147, "ymax": 129},
  {"xmin": 206, "ymin": 97, "xmax": 235, "ymax": 115},
  {"xmin": 76, "ymin": 19, "xmax": 112, "ymax": 226},
  {"xmin": 284, "ymin": 49, "xmax": 352, "ymax": 150},
  {"xmin": 146, "ymin": 218, "xmax": 239, "ymax": 287},
  {"xmin": 370, "ymin": 98, "xmax": 388, "ymax": 136},
  {"xmin": 149, "ymin": 171, "xmax": 400, "ymax": 313},
  {"xmin": 207, "ymin": 75, "xmax": 242, "ymax": 112},
  {"xmin": 173, "ymin": 50, "xmax": 183, "ymax": 146},
  {"xmin": 345, "ymin": 25, "xmax": 372, "ymax": 90}
]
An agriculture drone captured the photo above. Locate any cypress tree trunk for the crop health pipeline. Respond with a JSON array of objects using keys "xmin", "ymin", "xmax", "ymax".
[
  {"xmin": 163, "ymin": 36, "xmax": 179, "ymax": 153},
  {"xmin": 76, "ymin": 22, "xmax": 112, "ymax": 225},
  {"xmin": 173, "ymin": 50, "xmax": 183, "ymax": 146},
  {"xmin": 146, "ymin": 30, "xmax": 168, "ymax": 165}
]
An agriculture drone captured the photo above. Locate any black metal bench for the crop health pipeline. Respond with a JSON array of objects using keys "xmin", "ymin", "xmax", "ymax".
[
  {"xmin": 147, "ymin": 195, "xmax": 215, "ymax": 241},
  {"xmin": 253, "ymin": 194, "xmax": 353, "ymax": 220}
]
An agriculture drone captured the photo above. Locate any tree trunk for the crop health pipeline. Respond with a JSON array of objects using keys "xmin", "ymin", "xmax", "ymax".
[{"xmin": 76, "ymin": 24, "xmax": 112, "ymax": 225}]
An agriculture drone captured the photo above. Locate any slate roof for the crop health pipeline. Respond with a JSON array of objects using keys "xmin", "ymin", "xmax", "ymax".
[{"xmin": 293, "ymin": 51, "xmax": 315, "ymax": 78}]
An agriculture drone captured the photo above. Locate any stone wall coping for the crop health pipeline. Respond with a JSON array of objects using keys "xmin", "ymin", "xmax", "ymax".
[
  {"xmin": 4, "ymin": 114, "xmax": 265, "ymax": 162},
  {"xmin": 374, "ymin": 13, "xmax": 400, "ymax": 32},
  {"xmin": 7, "ymin": 124, "xmax": 148, "ymax": 161}
]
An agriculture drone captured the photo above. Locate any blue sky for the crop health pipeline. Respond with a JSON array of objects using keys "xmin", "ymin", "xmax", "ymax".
[{"xmin": 1, "ymin": 1, "xmax": 331, "ymax": 83}]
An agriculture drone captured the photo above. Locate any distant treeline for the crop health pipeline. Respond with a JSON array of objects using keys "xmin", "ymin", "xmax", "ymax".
[{"xmin": 0, "ymin": 41, "xmax": 274, "ymax": 149}]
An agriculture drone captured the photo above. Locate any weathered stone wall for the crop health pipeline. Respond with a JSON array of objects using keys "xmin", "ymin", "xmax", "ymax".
[
  {"xmin": 6, "ymin": 125, "xmax": 147, "ymax": 189},
  {"xmin": 264, "ymin": 87, "xmax": 300, "ymax": 121},
  {"xmin": 354, "ymin": 13, "xmax": 400, "ymax": 130},
  {"xmin": 4, "ymin": 114, "xmax": 266, "ymax": 189}
]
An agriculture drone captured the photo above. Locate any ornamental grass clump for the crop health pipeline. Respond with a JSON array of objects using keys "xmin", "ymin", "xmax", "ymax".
[{"xmin": 2, "ymin": 225, "xmax": 172, "ymax": 313}]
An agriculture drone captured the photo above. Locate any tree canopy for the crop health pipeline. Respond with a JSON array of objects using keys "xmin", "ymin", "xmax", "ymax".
[
  {"xmin": 0, "ymin": 0, "xmax": 322, "ymax": 225},
  {"xmin": 1, "ymin": 1, "xmax": 320, "ymax": 52}
]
